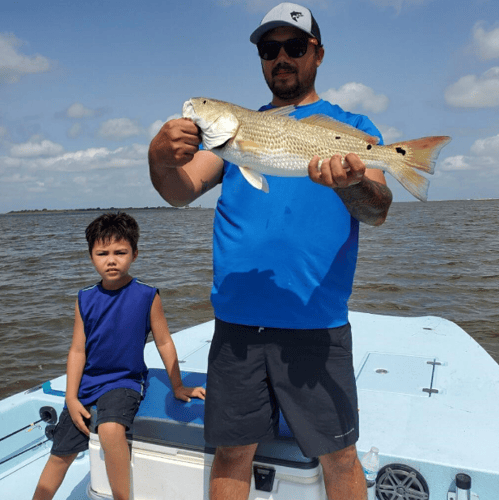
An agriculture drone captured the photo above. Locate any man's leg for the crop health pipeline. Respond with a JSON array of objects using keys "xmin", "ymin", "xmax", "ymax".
[
  {"xmin": 210, "ymin": 443, "xmax": 258, "ymax": 500},
  {"xmin": 320, "ymin": 444, "xmax": 367, "ymax": 500}
]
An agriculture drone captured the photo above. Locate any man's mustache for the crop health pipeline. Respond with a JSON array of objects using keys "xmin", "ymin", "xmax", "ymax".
[{"xmin": 272, "ymin": 63, "xmax": 296, "ymax": 77}]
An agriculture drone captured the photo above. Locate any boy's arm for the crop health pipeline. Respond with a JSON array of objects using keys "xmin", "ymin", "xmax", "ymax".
[
  {"xmin": 150, "ymin": 294, "xmax": 206, "ymax": 401},
  {"xmin": 65, "ymin": 300, "xmax": 91, "ymax": 435}
]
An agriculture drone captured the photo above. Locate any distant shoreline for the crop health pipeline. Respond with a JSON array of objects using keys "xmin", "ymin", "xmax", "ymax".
[
  {"xmin": 4, "ymin": 206, "xmax": 210, "ymax": 215},
  {"xmin": 3, "ymin": 198, "xmax": 497, "ymax": 215}
]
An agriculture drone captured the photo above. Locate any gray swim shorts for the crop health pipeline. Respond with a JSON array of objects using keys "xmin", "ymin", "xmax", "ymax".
[{"xmin": 204, "ymin": 319, "xmax": 359, "ymax": 458}]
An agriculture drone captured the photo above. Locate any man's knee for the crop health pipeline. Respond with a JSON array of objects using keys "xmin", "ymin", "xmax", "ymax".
[
  {"xmin": 215, "ymin": 443, "xmax": 258, "ymax": 465},
  {"xmin": 320, "ymin": 444, "xmax": 360, "ymax": 473}
]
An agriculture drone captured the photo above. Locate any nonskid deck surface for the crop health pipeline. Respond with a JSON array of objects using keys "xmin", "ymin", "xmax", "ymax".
[{"xmin": 1, "ymin": 313, "xmax": 498, "ymax": 499}]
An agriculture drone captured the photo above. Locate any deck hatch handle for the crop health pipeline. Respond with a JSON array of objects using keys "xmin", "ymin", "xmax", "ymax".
[{"xmin": 422, "ymin": 358, "xmax": 441, "ymax": 397}]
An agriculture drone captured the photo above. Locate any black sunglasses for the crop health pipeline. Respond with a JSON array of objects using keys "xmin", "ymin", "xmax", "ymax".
[{"xmin": 257, "ymin": 38, "xmax": 312, "ymax": 61}]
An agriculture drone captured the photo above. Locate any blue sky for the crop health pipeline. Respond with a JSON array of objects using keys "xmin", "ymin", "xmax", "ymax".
[{"xmin": 1, "ymin": 0, "xmax": 499, "ymax": 212}]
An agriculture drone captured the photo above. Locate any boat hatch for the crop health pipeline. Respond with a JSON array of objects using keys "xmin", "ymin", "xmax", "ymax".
[{"xmin": 356, "ymin": 354, "xmax": 441, "ymax": 397}]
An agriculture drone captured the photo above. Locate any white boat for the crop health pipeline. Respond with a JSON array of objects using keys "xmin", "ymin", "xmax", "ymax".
[{"xmin": 1, "ymin": 312, "xmax": 498, "ymax": 499}]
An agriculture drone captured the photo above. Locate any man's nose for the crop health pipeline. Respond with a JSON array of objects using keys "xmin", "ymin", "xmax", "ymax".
[{"xmin": 275, "ymin": 45, "xmax": 291, "ymax": 61}]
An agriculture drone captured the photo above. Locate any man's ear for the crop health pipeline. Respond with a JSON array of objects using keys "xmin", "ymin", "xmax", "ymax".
[{"xmin": 316, "ymin": 46, "xmax": 325, "ymax": 67}]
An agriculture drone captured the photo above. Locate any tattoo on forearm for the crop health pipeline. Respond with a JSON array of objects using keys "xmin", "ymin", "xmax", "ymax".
[{"xmin": 334, "ymin": 180, "xmax": 393, "ymax": 226}]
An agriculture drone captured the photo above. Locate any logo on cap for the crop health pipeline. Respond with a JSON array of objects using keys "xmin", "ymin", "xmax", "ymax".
[{"xmin": 290, "ymin": 11, "xmax": 303, "ymax": 22}]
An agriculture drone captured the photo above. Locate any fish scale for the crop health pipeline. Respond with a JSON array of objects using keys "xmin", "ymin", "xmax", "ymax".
[{"xmin": 183, "ymin": 97, "xmax": 451, "ymax": 201}]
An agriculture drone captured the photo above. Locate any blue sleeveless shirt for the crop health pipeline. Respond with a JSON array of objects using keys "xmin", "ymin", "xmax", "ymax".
[
  {"xmin": 210, "ymin": 100, "xmax": 383, "ymax": 329},
  {"xmin": 77, "ymin": 278, "xmax": 158, "ymax": 405}
]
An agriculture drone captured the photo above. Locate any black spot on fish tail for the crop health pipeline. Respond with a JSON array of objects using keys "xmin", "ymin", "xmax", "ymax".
[
  {"xmin": 367, "ymin": 144, "xmax": 372, "ymax": 150},
  {"xmin": 396, "ymin": 147, "xmax": 407, "ymax": 156}
]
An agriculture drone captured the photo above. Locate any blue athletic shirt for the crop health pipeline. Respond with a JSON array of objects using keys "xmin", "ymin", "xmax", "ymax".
[
  {"xmin": 210, "ymin": 99, "xmax": 383, "ymax": 329},
  {"xmin": 77, "ymin": 278, "xmax": 158, "ymax": 405}
]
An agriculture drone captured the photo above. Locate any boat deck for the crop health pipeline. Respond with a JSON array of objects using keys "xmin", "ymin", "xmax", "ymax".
[{"xmin": 1, "ymin": 312, "xmax": 498, "ymax": 499}]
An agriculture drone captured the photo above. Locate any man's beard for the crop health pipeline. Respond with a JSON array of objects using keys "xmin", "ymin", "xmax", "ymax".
[{"xmin": 264, "ymin": 63, "xmax": 317, "ymax": 101}]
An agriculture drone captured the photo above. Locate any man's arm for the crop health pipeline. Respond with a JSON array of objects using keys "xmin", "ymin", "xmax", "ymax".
[
  {"xmin": 148, "ymin": 118, "xmax": 224, "ymax": 207},
  {"xmin": 308, "ymin": 153, "xmax": 392, "ymax": 226}
]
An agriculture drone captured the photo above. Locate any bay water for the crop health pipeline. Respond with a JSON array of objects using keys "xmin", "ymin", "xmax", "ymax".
[{"xmin": 1, "ymin": 200, "xmax": 498, "ymax": 400}]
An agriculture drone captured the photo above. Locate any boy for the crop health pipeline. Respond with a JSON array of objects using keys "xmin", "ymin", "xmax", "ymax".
[{"xmin": 32, "ymin": 212, "xmax": 205, "ymax": 500}]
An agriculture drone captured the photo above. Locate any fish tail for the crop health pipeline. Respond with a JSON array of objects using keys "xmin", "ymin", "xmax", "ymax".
[
  {"xmin": 385, "ymin": 136, "xmax": 451, "ymax": 201},
  {"xmin": 388, "ymin": 164, "xmax": 431, "ymax": 202},
  {"xmin": 390, "ymin": 136, "xmax": 452, "ymax": 174}
]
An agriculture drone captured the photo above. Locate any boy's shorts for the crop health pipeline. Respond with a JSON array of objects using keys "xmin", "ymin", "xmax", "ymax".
[
  {"xmin": 205, "ymin": 319, "xmax": 359, "ymax": 458},
  {"xmin": 51, "ymin": 387, "xmax": 141, "ymax": 456}
]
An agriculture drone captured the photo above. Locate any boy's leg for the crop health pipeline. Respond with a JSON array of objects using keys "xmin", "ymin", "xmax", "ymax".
[
  {"xmin": 98, "ymin": 422, "xmax": 131, "ymax": 500},
  {"xmin": 95, "ymin": 388, "xmax": 141, "ymax": 500},
  {"xmin": 32, "ymin": 407, "xmax": 89, "ymax": 500},
  {"xmin": 32, "ymin": 453, "xmax": 78, "ymax": 500}
]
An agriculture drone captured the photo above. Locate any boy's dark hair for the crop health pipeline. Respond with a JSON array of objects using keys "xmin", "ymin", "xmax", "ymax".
[{"xmin": 85, "ymin": 212, "xmax": 139, "ymax": 255}]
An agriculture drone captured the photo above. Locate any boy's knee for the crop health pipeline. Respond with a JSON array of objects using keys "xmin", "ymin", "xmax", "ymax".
[
  {"xmin": 98, "ymin": 422, "xmax": 126, "ymax": 448},
  {"xmin": 49, "ymin": 452, "xmax": 78, "ymax": 469}
]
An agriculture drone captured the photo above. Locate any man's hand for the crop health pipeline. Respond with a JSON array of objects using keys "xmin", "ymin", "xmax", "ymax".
[
  {"xmin": 66, "ymin": 398, "xmax": 91, "ymax": 436},
  {"xmin": 308, "ymin": 153, "xmax": 366, "ymax": 189},
  {"xmin": 173, "ymin": 385, "xmax": 206, "ymax": 403},
  {"xmin": 149, "ymin": 118, "xmax": 202, "ymax": 169}
]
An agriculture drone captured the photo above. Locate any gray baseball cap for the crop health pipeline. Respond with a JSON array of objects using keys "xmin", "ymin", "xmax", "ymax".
[{"xmin": 250, "ymin": 2, "xmax": 322, "ymax": 45}]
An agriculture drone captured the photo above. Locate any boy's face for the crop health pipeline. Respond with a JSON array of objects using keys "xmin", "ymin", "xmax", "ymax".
[{"xmin": 90, "ymin": 238, "xmax": 138, "ymax": 290}]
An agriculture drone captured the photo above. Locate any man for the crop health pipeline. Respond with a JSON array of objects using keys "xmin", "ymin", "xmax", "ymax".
[{"xmin": 149, "ymin": 3, "xmax": 392, "ymax": 499}]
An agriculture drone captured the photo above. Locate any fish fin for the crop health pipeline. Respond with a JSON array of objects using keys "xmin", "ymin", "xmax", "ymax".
[
  {"xmin": 239, "ymin": 166, "xmax": 269, "ymax": 193},
  {"xmin": 261, "ymin": 105, "xmax": 297, "ymax": 119},
  {"xmin": 300, "ymin": 114, "xmax": 380, "ymax": 145},
  {"xmin": 388, "ymin": 136, "xmax": 452, "ymax": 174}
]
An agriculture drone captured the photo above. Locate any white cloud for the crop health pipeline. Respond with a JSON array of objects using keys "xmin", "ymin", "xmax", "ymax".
[
  {"xmin": 148, "ymin": 120, "xmax": 166, "ymax": 139},
  {"xmin": 440, "ymin": 155, "xmax": 472, "ymax": 172},
  {"xmin": 27, "ymin": 181, "xmax": 47, "ymax": 193},
  {"xmin": 321, "ymin": 83, "xmax": 389, "ymax": 114},
  {"xmin": 367, "ymin": 0, "xmax": 432, "ymax": 13},
  {"xmin": 470, "ymin": 133, "xmax": 499, "ymax": 157},
  {"xmin": 377, "ymin": 125, "xmax": 403, "ymax": 144},
  {"xmin": 73, "ymin": 176, "xmax": 87, "ymax": 185},
  {"xmin": 3, "ymin": 173, "xmax": 36, "ymax": 183},
  {"xmin": 68, "ymin": 123, "xmax": 83, "ymax": 139},
  {"xmin": 31, "ymin": 144, "xmax": 147, "ymax": 172},
  {"xmin": 472, "ymin": 22, "xmax": 499, "ymax": 61},
  {"xmin": 0, "ymin": 32, "xmax": 53, "ymax": 84},
  {"xmin": 98, "ymin": 118, "xmax": 143, "ymax": 141},
  {"xmin": 166, "ymin": 113, "xmax": 182, "ymax": 122},
  {"xmin": 441, "ymin": 133, "xmax": 499, "ymax": 172},
  {"xmin": 67, "ymin": 103, "xmax": 96, "ymax": 119},
  {"xmin": 219, "ymin": 0, "xmax": 327, "ymax": 12},
  {"xmin": 445, "ymin": 67, "xmax": 499, "ymax": 108},
  {"xmin": 10, "ymin": 136, "xmax": 64, "ymax": 158},
  {"xmin": 0, "ymin": 142, "xmax": 156, "ymax": 211}
]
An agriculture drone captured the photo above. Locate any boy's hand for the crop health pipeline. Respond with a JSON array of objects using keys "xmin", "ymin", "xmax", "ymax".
[
  {"xmin": 173, "ymin": 385, "xmax": 206, "ymax": 403},
  {"xmin": 66, "ymin": 399, "xmax": 91, "ymax": 436}
]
